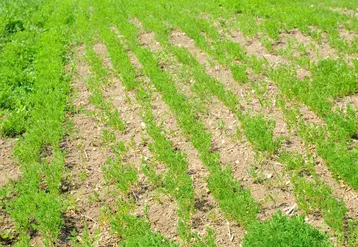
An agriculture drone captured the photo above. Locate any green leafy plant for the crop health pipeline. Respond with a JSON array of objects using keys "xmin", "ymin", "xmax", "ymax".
[{"xmin": 243, "ymin": 211, "xmax": 332, "ymax": 247}]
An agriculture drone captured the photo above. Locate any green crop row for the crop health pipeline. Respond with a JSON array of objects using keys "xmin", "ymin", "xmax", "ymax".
[
  {"xmin": 136, "ymin": 0, "xmax": 358, "ymax": 194},
  {"xmin": 0, "ymin": 0, "xmax": 78, "ymax": 245},
  {"xmin": 119, "ymin": 1, "xmax": 356, "ymax": 245},
  {"xmin": 111, "ymin": 15, "xmax": 260, "ymax": 228},
  {"xmin": 197, "ymin": 3, "xmax": 358, "ymax": 196},
  {"xmin": 95, "ymin": 1, "xmax": 336, "ymax": 246},
  {"xmin": 190, "ymin": 0, "xmax": 358, "ymax": 55},
  {"xmin": 73, "ymin": 1, "xmax": 189, "ymax": 245},
  {"xmin": 96, "ymin": 12, "xmax": 198, "ymax": 243},
  {"xmin": 88, "ymin": 3, "xmax": 234, "ymax": 244}
]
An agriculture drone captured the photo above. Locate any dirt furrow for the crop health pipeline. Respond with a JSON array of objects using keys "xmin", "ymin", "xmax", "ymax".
[
  {"xmin": 170, "ymin": 30, "xmax": 249, "ymax": 97},
  {"xmin": 231, "ymin": 30, "xmax": 289, "ymax": 66},
  {"xmin": 93, "ymin": 43, "xmax": 149, "ymax": 172},
  {"xmin": 170, "ymin": 30, "xmax": 265, "ymax": 115},
  {"xmin": 131, "ymin": 20, "xmax": 196, "ymax": 101},
  {"xmin": 100, "ymin": 30, "xmax": 184, "ymax": 241},
  {"xmin": 335, "ymin": 93, "xmax": 358, "ymax": 115},
  {"xmin": 0, "ymin": 139, "xmax": 20, "ymax": 187},
  {"xmin": 314, "ymin": 157, "xmax": 358, "ymax": 218},
  {"xmin": 329, "ymin": 7, "xmax": 358, "ymax": 17},
  {"xmin": 0, "ymin": 139, "xmax": 18, "ymax": 247},
  {"xmin": 274, "ymin": 28, "xmax": 338, "ymax": 62},
  {"xmin": 168, "ymin": 30, "xmax": 297, "ymax": 209},
  {"xmin": 166, "ymin": 28, "xmax": 307, "ymax": 222},
  {"xmin": 231, "ymin": 28, "xmax": 358, "ymax": 223},
  {"xmin": 338, "ymin": 25, "xmax": 358, "ymax": 44},
  {"xmin": 129, "ymin": 23, "xmax": 246, "ymax": 245},
  {"xmin": 202, "ymin": 97, "xmax": 298, "ymax": 220},
  {"xmin": 63, "ymin": 46, "xmax": 114, "ymax": 245},
  {"xmin": 291, "ymin": 100, "xmax": 358, "ymax": 218},
  {"xmin": 150, "ymin": 86, "xmax": 244, "ymax": 246},
  {"xmin": 93, "ymin": 41, "xmax": 181, "ymax": 242},
  {"xmin": 166, "ymin": 29, "xmax": 342, "ymax": 234}
]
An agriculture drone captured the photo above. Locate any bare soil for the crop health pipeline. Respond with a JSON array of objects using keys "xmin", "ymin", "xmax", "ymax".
[
  {"xmin": 0, "ymin": 139, "xmax": 20, "ymax": 187},
  {"xmin": 61, "ymin": 46, "xmax": 115, "ymax": 245}
]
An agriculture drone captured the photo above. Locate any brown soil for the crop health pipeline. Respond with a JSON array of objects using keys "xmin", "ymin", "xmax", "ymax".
[
  {"xmin": 168, "ymin": 28, "xmax": 329, "ymax": 226},
  {"xmin": 335, "ymin": 93, "xmax": 358, "ymax": 115},
  {"xmin": 286, "ymin": 100, "xmax": 358, "ymax": 220},
  {"xmin": 130, "ymin": 24, "xmax": 246, "ymax": 245},
  {"xmin": 93, "ymin": 43, "xmax": 113, "ymax": 70},
  {"xmin": 338, "ymin": 25, "xmax": 357, "ymax": 43},
  {"xmin": 147, "ymin": 195, "xmax": 179, "ymax": 241},
  {"xmin": 139, "ymin": 32, "xmax": 162, "ymax": 51},
  {"xmin": 129, "ymin": 18, "xmax": 162, "ymax": 52},
  {"xmin": 201, "ymin": 97, "xmax": 297, "ymax": 221},
  {"xmin": 62, "ymin": 46, "xmax": 115, "ymax": 245},
  {"xmin": 275, "ymin": 28, "xmax": 338, "ymax": 62},
  {"xmin": 231, "ymin": 30, "xmax": 289, "ymax": 66},
  {"xmin": 171, "ymin": 30, "xmax": 246, "ymax": 97},
  {"xmin": 0, "ymin": 139, "xmax": 20, "ymax": 187},
  {"xmin": 97, "ymin": 32, "xmax": 182, "ymax": 242},
  {"xmin": 150, "ymin": 87, "xmax": 245, "ymax": 246},
  {"xmin": 298, "ymin": 103, "xmax": 326, "ymax": 126},
  {"xmin": 156, "ymin": 51, "xmax": 196, "ymax": 100},
  {"xmin": 60, "ymin": 17, "xmax": 356, "ymax": 246},
  {"xmin": 170, "ymin": 29, "xmax": 265, "ymax": 115},
  {"xmin": 168, "ymin": 28, "xmax": 340, "ymax": 234},
  {"xmin": 0, "ymin": 213, "xmax": 16, "ymax": 247},
  {"xmin": 330, "ymin": 7, "xmax": 358, "ymax": 17},
  {"xmin": 315, "ymin": 157, "xmax": 358, "ymax": 218},
  {"xmin": 0, "ymin": 140, "xmax": 20, "ymax": 246}
]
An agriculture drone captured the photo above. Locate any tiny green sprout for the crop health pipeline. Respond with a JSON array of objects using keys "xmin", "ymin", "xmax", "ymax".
[
  {"xmin": 248, "ymin": 166, "xmax": 265, "ymax": 184},
  {"xmin": 89, "ymin": 191, "xmax": 101, "ymax": 203},
  {"xmin": 218, "ymin": 119, "xmax": 226, "ymax": 134},
  {"xmin": 102, "ymin": 129, "xmax": 116, "ymax": 146},
  {"xmin": 236, "ymin": 126, "xmax": 243, "ymax": 141}
]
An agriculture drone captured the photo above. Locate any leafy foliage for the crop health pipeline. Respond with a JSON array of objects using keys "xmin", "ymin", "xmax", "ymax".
[{"xmin": 243, "ymin": 211, "xmax": 332, "ymax": 247}]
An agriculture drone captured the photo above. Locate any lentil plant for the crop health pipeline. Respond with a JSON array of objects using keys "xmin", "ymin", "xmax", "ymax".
[{"xmin": 1, "ymin": 0, "xmax": 357, "ymax": 246}]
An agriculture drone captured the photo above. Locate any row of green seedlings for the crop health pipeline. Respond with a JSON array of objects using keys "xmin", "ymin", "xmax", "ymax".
[
  {"xmin": 89, "ymin": 46, "xmax": 178, "ymax": 247},
  {"xmin": 278, "ymin": 101, "xmax": 358, "ymax": 247},
  {"xmin": 188, "ymin": 1, "xmax": 358, "ymax": 194},
  {"xmin": 170, "ymin": 36, "xmax": 350, "ymax": 238},
  {"xmin": 97, "ymin": 3, "xmax": 334, "ymax": 246},
  {"xmin": 102, "ymin": 22, "xmax": 195, "ymax": 243},
  {"xmin": 167, "ymin": 16, "xmax": 358, "ymax": 245},
  {"xmin": 134, "ymin": 2, "xmax": 358, "ymax": 194},
  {"xmin": 184, "ymin": 16, "xmax": 358, "ymax": 237},
  {"xmin": 0, "ymin": 1, "xmax": 79, "ymax": 246},
  {"xmin": 93, "ymin": 6, "xmax": 217, "ymax": 245},
  {"xmin": 190, "ymin": 1, "xmax": 358, "ymax": 131},
  {"xmin": 110, "ymin": 7, "xmax": 260, "ymax": 228},
  {"xmin": 148, "ymin": 0, "xmax": 358, "ymax": 136},
  {"xmin": 74, "ymin": 2, "xmax": 203, "ymax": 245},
  {"xmin": 124, "ymin": 8, "xmax": 355, "ymax": 245},
  {"xmin": 141, "ymin": 0, "xmax": 357, "ymax": 128},
  {"xmin": 75, "ymin": 37, "xmax": 177, "ymax": 247},
  {"xmin": 201, "ymin": 7, "xmax": 358, "ymax": 243},
  {"xmin": 74, "ymin": 3, "xmax": 178, "ymax": 245},
  {"xmin": 191, "ymin": 0, "xmax": 358, "ymax": 55},
  {"xmin": 169, "ymin": 18, "xmax": 358, "ymax": 247}
]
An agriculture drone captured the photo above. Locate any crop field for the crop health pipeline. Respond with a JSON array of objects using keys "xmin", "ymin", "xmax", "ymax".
[{"xmin": 1, "ymin": 0, "xmax": 358, "ymax": 246}]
